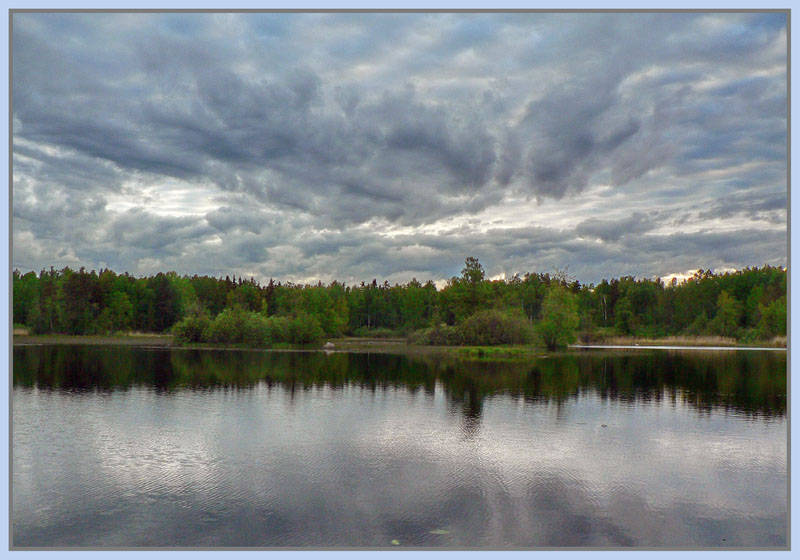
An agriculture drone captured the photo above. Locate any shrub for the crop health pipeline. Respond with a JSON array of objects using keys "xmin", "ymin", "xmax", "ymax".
[
  {"xmin": 288, "ymin": 312, "xmax": 324, "ymax": 344},
  {"xmin": 738, "ymin": 327, "xmax": 759, "ymax": 344},
  {"xmin": 175, "ymin": 307, "xmax": 326, "ymax": 348},
  {"xmin": 457, "ymin": 309, "xmax": 532, "ymax": 345},
  {"xmin": 193, "ymin": 306, "xmax": 274, "ymax": 348},
  {"xmin": 264, "ymin": 315, "xmax": 292, "ymax": 344},
  {"xmin": 204, "ymin": 307, "xmax": 245, "ymax": 344},
  {"xmin": 408, "ymin": 324, "xmax": 463, "ymax": 346},
  {"xmin": 240, "ymin": 312, "xmax": 272, "ymax": 347},
  {"xmin": 172, "ymin": 309, "xmax": 212, "ymax": 344}
]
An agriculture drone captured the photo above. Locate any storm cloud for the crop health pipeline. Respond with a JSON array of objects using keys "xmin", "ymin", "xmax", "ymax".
[{"xmin": 11, "ymin": 12, "xmax": 787, "ymax": 285}]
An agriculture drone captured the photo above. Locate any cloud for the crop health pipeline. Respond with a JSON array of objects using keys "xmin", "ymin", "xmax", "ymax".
[
  {"xmin": 11, "ymin": 12, "xmax": 787, "ymax": 284},
  {"xmin": 576, "ymin": 213, "xmax": 653, "ymax": 242}
]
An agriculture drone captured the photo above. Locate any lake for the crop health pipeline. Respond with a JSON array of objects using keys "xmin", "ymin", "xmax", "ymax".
[{"xmin": 12, "ymin": 344, "xmax": 787, "ymax": 548}]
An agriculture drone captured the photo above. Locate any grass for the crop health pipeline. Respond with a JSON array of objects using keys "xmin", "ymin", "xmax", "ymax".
[
  {"xmin": 581, "ymin": 335, "xmax": 786, "ymax": 348},
  {"xmin": 768, "ymin": 335, "xmax": 787, "ymax": 347},
  {"xmin": 450, "ymin": 345, "xmax": 546, "ymax": 360}
]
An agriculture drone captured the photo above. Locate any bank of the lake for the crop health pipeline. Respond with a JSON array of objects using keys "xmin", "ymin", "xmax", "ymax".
[
  {"xmin": 13, "ymin": 334, "xmax": 175, "ymax": 346},
  {"xmin": 13, "ymin": 333, "xmax": 787, "ymax": 356}
]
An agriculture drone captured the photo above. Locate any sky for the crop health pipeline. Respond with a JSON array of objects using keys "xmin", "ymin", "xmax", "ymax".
[{"xmin": 11, "ymin": 11, "xmax": 788, "ymax": 287}]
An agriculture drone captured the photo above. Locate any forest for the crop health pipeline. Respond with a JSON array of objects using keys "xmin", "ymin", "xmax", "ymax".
[{"xmin": 12, "ymin": 257, "xmax": 787, "ymax": 349}]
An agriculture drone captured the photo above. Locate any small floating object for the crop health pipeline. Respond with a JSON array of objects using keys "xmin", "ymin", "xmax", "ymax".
[
  {"xmin": 323, "ymin": 342, "xmax": 335, "ymax": 349},
  {"xmin": 430, "ymin": 529, "xmax": 450, "ymax": 535},
  {"xmin": 601, "ymin": 424, "xmax": 608, "ymax": 428},
  {"xmin": 391, "ymin": 539, "xmax": 400, "ymax": 545}
]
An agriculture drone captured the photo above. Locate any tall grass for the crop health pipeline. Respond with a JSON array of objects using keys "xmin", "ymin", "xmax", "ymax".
[{"xmin": 589, "ymin": 335, "xmax": 749, "ymax": 347}]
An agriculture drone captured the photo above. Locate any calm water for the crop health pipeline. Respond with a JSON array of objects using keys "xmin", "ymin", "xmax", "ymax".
[{"xmin": 12, "ymin": 345, "xmax": 787, "ymax": 548}]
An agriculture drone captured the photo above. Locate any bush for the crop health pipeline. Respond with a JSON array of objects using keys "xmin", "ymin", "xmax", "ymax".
[
  {"xmin": 408, "ymin": 324, "xmax": 463, "ymax": 346},
  {"xmin": 177, "ymin": 306, "xmax": 273, "ymax": 348},
  {"xmin": 738, "ymin": 327, "xmax": 759, "ymax": 344},
  {"xmin": 240, "ymin": 312, "xmax": 272, "ymax": 347},
  {"xmin": 174, "ymin": 306, "xmax": 327, "ymax": 348},
  {"xmin": 204, "ymin": 307, "xmax": 246, "ymax": 344},
  {"xmin": 264, "ymin": 315, "xmax": 291, "ymax": 344},
  {"xmin": 457, "ymin": 309, "xmax": 533, "ymax": 345},
  {"xmin": 288, "ymin": 312, "xmax": 324, "ymax": 344},
  {"xmin": 172, "ymin": 311, "xmax": 212, "ymax": 344}
]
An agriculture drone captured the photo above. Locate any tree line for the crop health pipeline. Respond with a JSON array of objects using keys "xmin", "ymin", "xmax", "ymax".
[{"xmin": 13, "ymin": 258, "xmax": 786, "ymax": 348}]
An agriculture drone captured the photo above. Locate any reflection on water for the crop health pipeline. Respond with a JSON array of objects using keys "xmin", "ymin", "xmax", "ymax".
[
  {"xmin": 13, "ymin": 345, "xmax": 787, "ymax": 418},
  {"xmin": 12, "ymin": 345, "xmax": 787, "ymax": 547}
]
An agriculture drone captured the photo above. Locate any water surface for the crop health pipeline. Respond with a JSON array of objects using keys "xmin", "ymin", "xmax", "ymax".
[{"xmin": 12, "ymin": 345, "xmax": 787, "ymax": 547}]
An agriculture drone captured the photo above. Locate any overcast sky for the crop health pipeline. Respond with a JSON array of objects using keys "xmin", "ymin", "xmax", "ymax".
[{"xmin": 11, "ymin": 12, "xmax": 787, "ymax": 286}]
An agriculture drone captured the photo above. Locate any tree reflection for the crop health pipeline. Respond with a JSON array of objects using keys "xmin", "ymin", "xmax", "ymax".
[{"xmin": 13, "ymin": 345, "xmax": 787, "ymax": 419}]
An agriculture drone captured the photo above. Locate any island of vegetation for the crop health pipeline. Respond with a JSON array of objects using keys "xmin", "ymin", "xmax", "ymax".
[{"xmin": 13, "ymin": 257, "xmax": 786, "ymax": 350}]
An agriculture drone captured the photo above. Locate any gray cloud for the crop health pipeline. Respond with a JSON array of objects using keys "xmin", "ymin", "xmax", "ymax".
[
  {"xmin": 11, "ymin": 12, "xmax": 787, "ymax": 285},
  {"xmin": 698, "ymin": 191, "xmax": 787, "ymax": 224},
  {"xmin": 576, "ymin": 213, "xmax": 653, "ymax": 242}
]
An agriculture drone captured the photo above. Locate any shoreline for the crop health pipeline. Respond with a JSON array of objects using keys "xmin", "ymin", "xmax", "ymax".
[
  {"xmin": 12, "ymin": 334, "xmax": 175, "ymax": 346},
  {"xmin": 571, "ymin": 344, "xmax": 786, "ymax": 352},
  {"xmin": 12, "ymin": 334, "xmax": 786, "ymax": 354}
]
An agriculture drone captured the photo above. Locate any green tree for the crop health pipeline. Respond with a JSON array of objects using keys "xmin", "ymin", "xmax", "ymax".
[
  {"xmin": 399, "ymin": 279, "xmax": 427, "ymax": 330},
  {"xmin": 96, "ymin": 291, "xmax": 133, "ymax": 334},
  {"xmin": 744, "ymin": 284, "xmax": 765, "ymax": 328},
  {"xmin": 36, "ymin": 267, "xmax": 64, "ymax": 333},
  {"xmin": 461, "ymin": 256, "xmax": 485, "ymax": 284},
  {"xmin": 536, "ymin": 285, "xmax": 579, "ymax": 351},
  {"xmin": 711, "ymin": 290, "xmax": 742, "ymax": 338},
  {"xmin": 614, "ymin": 296, "xmax": 635, "ymax": 335},
  {"xmin": 684, "ymin": 311, "xmax": 709, "ymax": 336},
  {"xmin": 13, "ymin": 270, "xmax": 40, "ymax": 329},
  {"xmin": 327, "ymin": 281, "xmax": 350, "ymax": 335},
  {"xmin": 148, "ymin": 273, "xmax": 180, "ymax": 332},
  {"xmin": 757, "ymin": 299, "xmax": 786, "ymax": 339},
  {"xmin": 168, "ymin": 272, "xmax": 199, "ymax": 318},
  {"xmin": 226, "ymin": 281, "xmax": 261, "ymax": 312},
  {"xmin": 62, "ymin": 267, "xmax": 98, "ymax": 334},
  {"xmin": 299, "ymin": 286, "xmax": 343, "ymax": 336}
]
